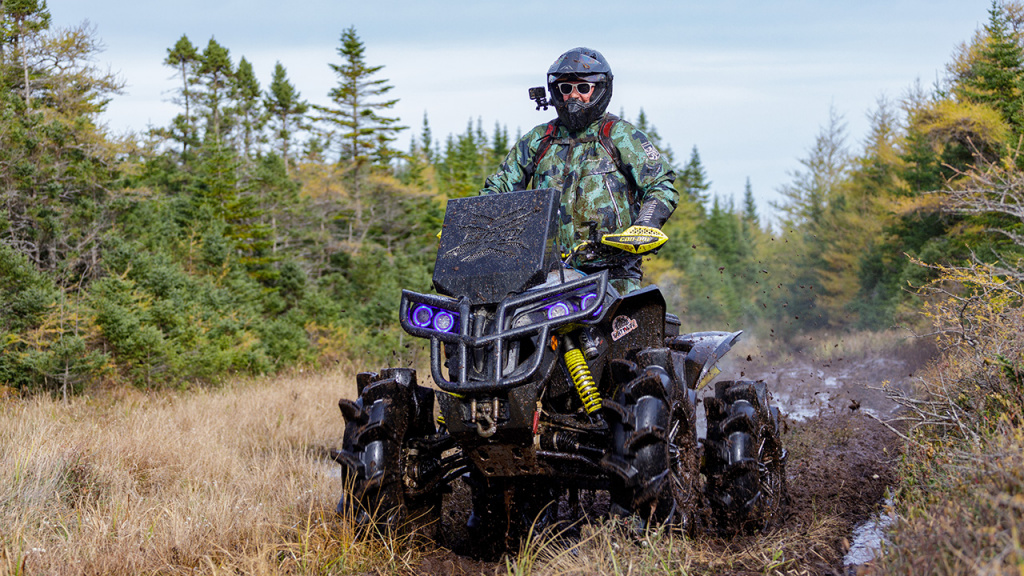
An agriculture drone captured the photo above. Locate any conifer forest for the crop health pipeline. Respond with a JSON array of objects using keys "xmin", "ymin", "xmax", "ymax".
[{"xmin": 7, "ymin": 1, "xmax": 1012, "ymax": 394}]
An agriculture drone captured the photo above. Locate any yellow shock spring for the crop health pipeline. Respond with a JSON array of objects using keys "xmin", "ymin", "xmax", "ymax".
[{"xmin": 564, "ymin": 348, "xmax": 602, "ymax": 413}]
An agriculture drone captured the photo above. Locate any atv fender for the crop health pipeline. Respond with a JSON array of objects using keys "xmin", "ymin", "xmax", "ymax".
[{"xmin": 667, "ymin": 330, "xmax": 742, "ymax": 390}]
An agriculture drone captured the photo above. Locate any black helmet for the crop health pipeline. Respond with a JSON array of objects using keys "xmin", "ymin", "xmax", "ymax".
[{"xmin": 547, "ymin": 47, "xmax": 613, "ymax": 133}]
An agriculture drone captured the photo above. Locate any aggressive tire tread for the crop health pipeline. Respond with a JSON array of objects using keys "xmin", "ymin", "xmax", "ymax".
[
  {"xmin": 604, "ymin": 348, "xmax": 701, "ymax": 532},
  {"xmin": 704, "ymin": 380, "xmax": 787, "ymax": 534},
  {"xmin": 335, "ymin": 368, "xmax": 439, "ymax": 537}
]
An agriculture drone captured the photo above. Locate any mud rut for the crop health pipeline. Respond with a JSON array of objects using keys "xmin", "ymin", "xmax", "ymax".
[{"xmin": 402, "ymin": 348, "xmax": 920, "ymax": 575}]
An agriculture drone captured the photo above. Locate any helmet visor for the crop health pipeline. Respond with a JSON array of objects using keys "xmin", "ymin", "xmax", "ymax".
[{"xmin": 548, "ymin": 72, "xmax": 608, "ymax": 85}]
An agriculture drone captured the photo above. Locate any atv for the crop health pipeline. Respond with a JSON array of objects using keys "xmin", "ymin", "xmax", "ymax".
[{"xmin": 333, "ymin": 188, "xmax": 786, "ymax": 549}]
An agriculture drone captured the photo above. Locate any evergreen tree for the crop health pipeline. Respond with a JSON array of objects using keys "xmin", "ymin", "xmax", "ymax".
[
  {"xmin": 701, "ymin": 194, "xmax": 763, "ymax": 324},
  {"xmin": 677, "ymin": 146, "xmax": 711, "ymax": 208},
  {"xmin": 771, "ymin": 108, "xmax": 851, "ymax": 330},
  {"xmin": 0, "ymin": 15, "xmax": 122, "ymax": 277},
  {"xmin": 319, "ymin": 26, "xmax": 404, "ymax": 189},
  {"xmin": 0, "ymin": 8, "xmax": 125, "ymax": 391},
  {"xmin": 264, "ymin": 61, "xmax": 308, "ymax": 174},
  {"xmin": 0, "ymin": 0, "xmax": 51, "ymax": 107},
  {"xmin": 420, "ymin": 112, "xmax": 434, "ymax": 163},
  {"xmin": 436, "ymin": 119, "xmax": 489, "ymax": 198},
  {"xmin": 163, "ymin": 34, "xmax": 200, "ymax": 158},
  {"xmin": 231, "ymin": 56, "xmax": 264, "ymax": 159},
  {"xmin": 196, "ymin": 37, "xmax": 234, "ymax": 143},
  {"xmin": 635, "ymin": 109, "xmax": 675, "ymax": 167},
  {"xmin": 955, "ymin": 1, "xmax": 1024, "ymax": 134},
  {"xmin": 490, "ymin": 121, "xmax": 509, "ymax": 173},
  {"xmin": 742, "ymin": 178, "xmax": 759, "ymax": 227}
]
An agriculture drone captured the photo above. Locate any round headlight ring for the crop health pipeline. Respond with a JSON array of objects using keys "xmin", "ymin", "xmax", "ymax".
[
  {"xmin": 432, "ymin": 310, "xmax": 456, "ymax": 333},
  {"xmin": 546, "ymin": 301, "xmax": 573, "ymax": 320},
  {"xmin": 411, "ymin": 304, "xmax": 434, "ymax": 328}
]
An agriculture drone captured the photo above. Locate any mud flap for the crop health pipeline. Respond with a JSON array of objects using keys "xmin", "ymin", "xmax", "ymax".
[{"xmin": 667, "ymin": 330, "xmax": 742, "ymax": 389}]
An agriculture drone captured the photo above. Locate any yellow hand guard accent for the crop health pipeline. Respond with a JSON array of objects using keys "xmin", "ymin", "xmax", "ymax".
[{"xmin": 600, "ymin": 225, "xmax": 668, "ymax": 254}]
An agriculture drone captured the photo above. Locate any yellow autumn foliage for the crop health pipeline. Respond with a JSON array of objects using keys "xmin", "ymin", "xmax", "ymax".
[{"xmin": 915, "ymin": 99, "xmax": 1011, "ymax": 159}]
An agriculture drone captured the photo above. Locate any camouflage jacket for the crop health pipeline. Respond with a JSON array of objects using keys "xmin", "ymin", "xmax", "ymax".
[{"xmin": 481, "ymin": 114, "xmax": 677, "ymax": 280}]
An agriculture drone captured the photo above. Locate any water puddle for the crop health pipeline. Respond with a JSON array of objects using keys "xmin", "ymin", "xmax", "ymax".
[{"xmin": 843, "ymin": 496, "xmax": 896, "ymax": 567}]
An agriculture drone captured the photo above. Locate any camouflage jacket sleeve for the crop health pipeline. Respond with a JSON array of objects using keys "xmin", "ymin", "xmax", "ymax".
[
  {"xmin": 481, "ymin": 124, "xmax": 550, "ymax": 194},
  {"xmin": 607, "ymin": 120, "xmax": 679, "ymax": 220}
]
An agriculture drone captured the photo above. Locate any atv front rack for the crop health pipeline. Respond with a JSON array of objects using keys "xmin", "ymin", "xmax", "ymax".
[{"xmin": 400, "ymin": 271, "xmax": 608, "ymax": 393}]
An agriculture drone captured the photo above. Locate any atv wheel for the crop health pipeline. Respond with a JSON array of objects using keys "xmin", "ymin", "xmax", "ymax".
[
  {"xmin": 334, "ymin": 368, "xmax": 440, "ymax": 537},
  {"xmin": 603, "ymin": 348, "xmax": 701, "ymax": 532},
  {"xmin": 704, "ymin": 380, "xmax": 787, "ymax": 534}
]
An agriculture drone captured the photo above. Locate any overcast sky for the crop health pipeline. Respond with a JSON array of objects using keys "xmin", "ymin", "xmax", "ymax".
[{"xmin": 46, "ymin": 0, "xmax": 988, "ymax": 220}]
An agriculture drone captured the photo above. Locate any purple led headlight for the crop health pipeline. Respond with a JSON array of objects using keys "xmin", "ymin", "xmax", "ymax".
[
  {"xmin": 580, "ymin": 292, "xmax": 602, "ymax": 316},
  {"xmin": 432, "ymin": 310, "xmax": 456, "ymax": 333},
  {"xmin": 546, "ymin": 301, "xmax": 573, "ymax": 319},
  {"xmin": 411, "ymin": 304, "xmax": 434, "ymax": 328}
]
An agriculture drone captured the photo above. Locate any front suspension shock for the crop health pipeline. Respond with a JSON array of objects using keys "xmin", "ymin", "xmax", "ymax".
[{"xmin": 564, "ymin": 347, "xmax": 602, "ymax": 413}]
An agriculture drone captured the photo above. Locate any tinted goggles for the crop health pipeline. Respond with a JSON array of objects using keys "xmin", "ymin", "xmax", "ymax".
[{"xmin": 557, "ymin": 82, "xmax": 596, "ymax": 96}]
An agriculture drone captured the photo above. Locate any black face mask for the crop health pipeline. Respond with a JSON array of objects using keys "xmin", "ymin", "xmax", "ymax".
[
  {"xmin": 565, "ymin": 98, "xmax": 586, "ymax": 114},
  {"xmin": 562, "ymin": 98, "xmax": 590, "ymax": 132}
]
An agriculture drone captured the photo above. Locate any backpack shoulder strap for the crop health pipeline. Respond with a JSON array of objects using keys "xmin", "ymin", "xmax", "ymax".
[
  {"xmin": 598, "ymin": 115, "xmax": 636, "ymax": 189},
  {"xmin": 535, "ymin": 120, "xmax": 559, "ymax": 165},
  {"xmin": 522, "ymin": 120, "xmax": 559, "ymax": 186}
]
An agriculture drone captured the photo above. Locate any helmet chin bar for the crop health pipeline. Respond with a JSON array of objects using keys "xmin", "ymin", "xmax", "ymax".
[
  {"xmin": 554, "ymin": 84, "xmax": 611, "ymax": 133},
  {"xmin": 566, "ymin": 99, "xmax": 586, "ymax": 114},
  {"xmin": 560, "ymin": 99, "xmax": 590, "ymax": 132}
]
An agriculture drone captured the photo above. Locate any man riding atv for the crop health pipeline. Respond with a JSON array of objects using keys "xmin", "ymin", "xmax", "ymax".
[
  {"xmin": 482, "ymin": 47, "xmax": 677, "ymax": 294},
  {"xmin": 332, "ymin": 47, "xmax": 787, "ymax": 555}
]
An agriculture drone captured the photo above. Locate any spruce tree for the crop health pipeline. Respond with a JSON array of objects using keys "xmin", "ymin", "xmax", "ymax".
[
  {"xmin": 742, "ymin": 178, "xmax": 759, "ymax": 226},
  {"xmin": 490, "ymin": 121, "xmax": 509, "ymax": 173},
  {"xmin": 0, "ymin": 0, "xmax": 51, "ymax": 107},
  {"xmin": 196, "ymin": 37, "xmax": 234, "ymax": 143},
  {"xmin": 319, "ymin": 26, "xmax": 404, "ymax": 192},
  {"xmin": 635, "ymin": 109, "xmax": 675, "ymax": 167},
  {"xmin": 264, "ymin": 61, "xmax": 308, "ymax": 174},
  {"xmin": 420, "ymin": 112, "xmax": 434, "ymax": 163},
  {"xmin": 231, "ymin": 56, "xmax": 264, "ymax": 159},
  {"xmin": 956, "ymin": 1, "xmax": 1024, "ymax": 134},
  {"xmin": 678, "ymin": 146, "xmax": 711, "ymax": 207},
  {"xmin": 771, "ymin": 108, "xmax": 851, "ymax": 330},
  {"xmin": 164, "ymin": 34, "xmax": 200, "ymax": 157}
]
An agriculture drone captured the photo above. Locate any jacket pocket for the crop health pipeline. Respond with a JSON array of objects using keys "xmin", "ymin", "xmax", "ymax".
[{"xmin": 577, "ymin": 157, "xmax": 624, "ymax": 230}]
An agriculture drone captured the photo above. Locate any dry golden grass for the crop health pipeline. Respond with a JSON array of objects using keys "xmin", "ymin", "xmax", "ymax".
[
  {"xmin": 0, "ymin": 335, "xmax": 912, "ymax": 575},
  {"xmin": 0, "ymin": 367, "xmax": 428, "ymax": 575},
  {"xmin": 503, "ymin": 514, "xmax": 847, "ymax": 576}
]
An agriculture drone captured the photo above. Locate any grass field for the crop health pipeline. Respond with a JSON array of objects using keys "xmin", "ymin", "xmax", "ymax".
[
  {"xmin": 0, "ymin": 369, "xmax": 417, "ymax": 575},
  {"xmin": 0, "ymin": 357, "xmax": 904, "ymax": 575}
]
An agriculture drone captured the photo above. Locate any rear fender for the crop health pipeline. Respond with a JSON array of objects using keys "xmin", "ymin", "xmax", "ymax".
[{"xmin": 667, "ymin": 331, "xmax": 742, "ymax": 390}]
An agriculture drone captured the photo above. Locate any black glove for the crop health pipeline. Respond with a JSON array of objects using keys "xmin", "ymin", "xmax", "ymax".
[{"xmin": 635, "ymin": 199, "xmax": 673, "ymax": 229}]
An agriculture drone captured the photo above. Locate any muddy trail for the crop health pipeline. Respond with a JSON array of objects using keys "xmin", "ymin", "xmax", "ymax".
[{"xmin": 396, "ymin": 344, "xmax": 924, "ymax": 576}]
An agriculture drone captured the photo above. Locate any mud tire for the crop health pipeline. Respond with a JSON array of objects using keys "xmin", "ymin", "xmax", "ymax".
[
  {"xmin": 334, "ymin": 368, "xmax": 440, "ymax": 537},
  {"xmin": 704, "ymin": 380, "xmax": 787, "ymax": 534},
  {"xmin": 603, "ymin": 348, "xmax": 701, "ymax": 533}
]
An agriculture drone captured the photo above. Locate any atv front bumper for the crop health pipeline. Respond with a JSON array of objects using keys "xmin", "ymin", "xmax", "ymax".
[{"xmin": 400, "ymin": 271, "xmax": 608, "ymax": 393}]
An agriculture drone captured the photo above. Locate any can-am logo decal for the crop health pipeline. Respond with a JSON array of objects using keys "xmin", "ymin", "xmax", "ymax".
[{"xmin": 611, "ymin": 315, "xmax": 638, "ymax": 341}]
